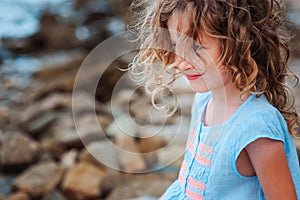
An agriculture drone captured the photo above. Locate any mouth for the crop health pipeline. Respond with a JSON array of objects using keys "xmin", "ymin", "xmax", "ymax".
[{"xmin": 186, "ymin": 74, "xmax": 202, "ymax": 81}]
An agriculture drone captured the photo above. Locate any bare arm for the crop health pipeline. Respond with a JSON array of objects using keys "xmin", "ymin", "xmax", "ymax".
[{"xmin": 245, "ymin": 138, "xmax": 297, "ymax": 200}]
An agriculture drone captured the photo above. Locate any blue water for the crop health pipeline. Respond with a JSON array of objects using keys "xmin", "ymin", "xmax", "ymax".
[{"xmin": 0, "ymin": 0, "xmax": 74, "ymax": 38}]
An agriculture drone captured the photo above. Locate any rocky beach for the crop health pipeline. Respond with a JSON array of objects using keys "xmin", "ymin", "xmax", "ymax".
[{"xmin": 0, "ymin": 0, "xmax": 299, "ymax": 199}]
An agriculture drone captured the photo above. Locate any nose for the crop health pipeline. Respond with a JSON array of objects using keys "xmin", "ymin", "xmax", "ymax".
[{"xmin": 175, "ymin": 57, "xmax": 193, "ymax": 72}]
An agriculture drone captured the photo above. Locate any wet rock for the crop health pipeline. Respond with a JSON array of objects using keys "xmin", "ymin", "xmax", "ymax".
[
  {"xmin": 12, "ymin": 161, "xmax": 64, "ymax": 198},
  {"xmin": 0, "ymin": 132, "xmax": 41, "ymax": 172},
  {"xmin": 3, "ymin": 191, "xmax": 30, "ymax": 200},
  {"xmin": 61, "ymin": 161, "xmax": 106, "ymax": 200}
]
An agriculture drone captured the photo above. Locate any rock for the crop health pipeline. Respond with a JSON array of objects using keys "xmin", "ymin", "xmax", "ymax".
[
  {"xmin": 0, "ymin": 173, "xmax": 16, "ymax": 197},
  {"xmin": 94, "ymin": 58, "xmax": 128, "ymax": 103},
  {"xmin": 105, "ymin": 173, "xmax": 175, "ymax": 200},
  {"xmin": 137, "ymin": 117, "xmax": 190, "ymax": 145},
  {"xmin": 19, "ymin": 93, "xmax": 72, "ymax": 125},
  {"xmin": 139, "ymin": 137, "xmax": 166, "ymax": 153},
  {"xmin": 170, "ymin": 76, "xmax": 192, "ymax": 94},
  {"xmin": 106, "ymin": 0, "xmax": 133, "ymax": 18},
  {"xmin": 176, "ymin": 93, "xmax": 194, "ymax": 116},
  {"xmin": 72, "ymin": 92, "xmax": 106, "ymax": 116},
  {"xmin": 75, "ymin": 114, "xmax": 106, "ymax": 145},
  {"xmin": 157, "ymin": 144, "xmax": 185, "ymax": 168},
  {"xmin": 43, "ymin": 113, "xmax": 105, "ymax": 148},
  {"xmin": 61, "ymin": 162, "xmax": 106, "ymax": 200},
  {"xmin": 0, "ymin": 105, "xmax": 9, "ymax": 125},
  {"xmin": 41, "ymin": 139, "xmax": 65, "ymax": 160},
  {"xmin": 0, "ymin": 132, "xmax": 41, "ymax": 171},
  {"xmin": 3, "ymin": 191, "xmax": 30, "ymax": 200},
  {"xmin": 32, "ymin": 51, "xmax": 84, "ymax": 80},
  {"xmin": 114, "ymin": 135, "xmax": 147, "ymax": 172},
  {"xmin": 78, "ymin": 141, "xmax": 118, "ymax": 169},
  {"xmin": 30, "ymin": 14, "xmax": 79, "ymax": 51},
  {"xmin": 106, "ymin": 114, "xmax": 138, "ymax": 138},
  {"xmin": 24, "ymin": 111, "xmax": 58, "ymax": 135},
  {"xmin": 129, "ymin": 97, "xmax": 176, "ymax": 126},
  {"xmin": 142, "ymin": 152, "xmax": 158, "ymax": 170},
  {"xmin": 294, "ymin": 138, "xmax": 300, "ymax": 163},
  {"xmin": 42, "ymin": 189, "xmax": 67, "ymax": 200},
  {"xmin": 125, "ymin": 196, "xmax": 158, "ymax": 200},
  {"xmin": 60, "ymin": 149, "xmax": 79, "ymax": 169},
  {"xmin": 97, "ymin": 114, "xmax": 113, "ymax": 133},
  {"xmin": 44, "ymin": 113, "xmax": 82, "ymax": 148},
  {"xmin": 12, "ymin": 161, "xmax": 64, "ymax": 198},
  {"xmin": 287, "ymin": 0, "xmax": 300, "ymax": 10}
]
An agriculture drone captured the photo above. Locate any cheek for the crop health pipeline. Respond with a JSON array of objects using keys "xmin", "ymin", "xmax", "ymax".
[{"xmin": 204, "ymin": 66, "xmax": 231, "ymax": 84}]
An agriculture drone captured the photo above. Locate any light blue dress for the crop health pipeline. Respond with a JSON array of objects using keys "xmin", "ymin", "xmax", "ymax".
[{"xmin": 160, "ymin": 92, "xmax": 300, "ymax": 200}]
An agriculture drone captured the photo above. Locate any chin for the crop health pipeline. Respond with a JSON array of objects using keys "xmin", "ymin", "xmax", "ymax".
[{"xmin": 190, "ymin": 85, "xmax": 209, "ymax": 93}]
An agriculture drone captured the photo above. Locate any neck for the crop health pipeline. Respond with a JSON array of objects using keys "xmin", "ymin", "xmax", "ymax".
[{"xmin": 204, "ymin": 83, "xmax": 250, "ymax": 126}]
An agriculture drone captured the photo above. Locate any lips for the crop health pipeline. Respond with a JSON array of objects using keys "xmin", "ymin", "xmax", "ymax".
[{"xmin": 186, "ymin": 74, "xmax": 202, "ymax": 81}]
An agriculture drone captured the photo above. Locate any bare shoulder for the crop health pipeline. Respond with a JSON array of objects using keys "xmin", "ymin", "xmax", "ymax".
[{"xmin": 245, "ymin": 138, "xmax": 297, "ymax": 200}]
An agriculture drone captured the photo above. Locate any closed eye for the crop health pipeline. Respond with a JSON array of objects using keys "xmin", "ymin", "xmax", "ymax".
[
  {"xmin": 193, "ymin": 43, "xmax": 203, "ymax": 53},
  {"xmin": 171, "ymin": 43, "xmax": 176, "ymax": 51}
]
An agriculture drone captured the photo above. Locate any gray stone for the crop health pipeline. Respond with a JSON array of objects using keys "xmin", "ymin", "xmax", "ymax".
[
  {"xmin": 0, "ymin": 132, "xmax": 41, "ymax": 168},
  {"xmin": 157, "ymin": 144, "xmax": 185, "ymax": 168},
  {"xmin": 3, "ymin": 192, "xmax": 30, "ymax": 200},
  {"xmin": 79, "ymin": 141, "xmax": 118, "ymax": 169},
  {"xmin": 105, "ymin": 173, "xmax": 175, "ymax": 200},
  {"xmin": 19, "ymin": 93, "xmax": 72, "ymax": 125},
  {"xmin": 12, "ymin": 161, "xmax": 64, "ymax": 198},
  {"xmin": 114, "ymin": 135, "xmax": 147, "ymax": 172},
  {"xmin": 106, "ymin": 114, "xmax": 138, "ymax": 138},
  {"xmin": 294, "ymin": 138, "xmax": 300, "ymax": 163},
  {"xmin": 60, "ymin": 149, "xmax": 79, "ymax": 169}
]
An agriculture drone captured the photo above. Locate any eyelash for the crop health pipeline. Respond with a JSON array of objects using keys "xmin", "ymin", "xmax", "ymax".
[
  {"xmin": 170, "ymin": 43, "xmax": 203, "ymax": 54},
  {"xmin": 193, "ymin": 43, "xmax": 203, "ymax": 53}
]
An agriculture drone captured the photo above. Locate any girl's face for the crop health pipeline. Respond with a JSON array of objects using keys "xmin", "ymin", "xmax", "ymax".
[{"xmin": 167, "ymin": 11, "xmax": 232, "ymax": 93}]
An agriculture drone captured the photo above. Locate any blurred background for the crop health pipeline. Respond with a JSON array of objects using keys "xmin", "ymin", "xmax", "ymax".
[{"xmin": 0, "ymin": 0, "xmax": 299, "ymax": 200}]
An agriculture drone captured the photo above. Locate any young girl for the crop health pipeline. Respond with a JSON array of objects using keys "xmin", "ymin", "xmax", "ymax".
[{"xmin": 131, "ymin": 0, "xmax": 300, "ymax": 199}]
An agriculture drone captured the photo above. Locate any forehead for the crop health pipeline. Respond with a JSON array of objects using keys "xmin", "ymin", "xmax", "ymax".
[{"xmin": 166, "ymin": 11, "xmax": 189, "ymax": 42}]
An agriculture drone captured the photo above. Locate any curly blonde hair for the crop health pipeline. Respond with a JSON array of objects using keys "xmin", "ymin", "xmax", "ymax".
[{"xmin": 130, "ymin": 0, "xmax": 299, "ymax": 136}]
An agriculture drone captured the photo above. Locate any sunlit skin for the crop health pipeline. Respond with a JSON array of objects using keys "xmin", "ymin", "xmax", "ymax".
[{"xmin": 168, "ymin": 11, "xmax": 297, "ymax": 200}]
